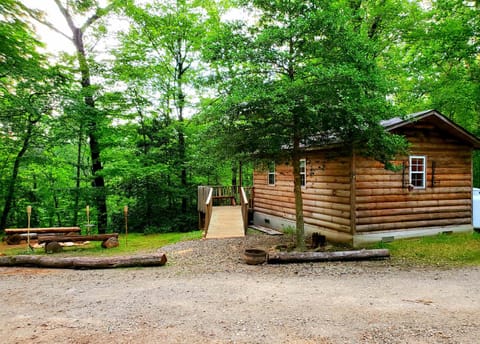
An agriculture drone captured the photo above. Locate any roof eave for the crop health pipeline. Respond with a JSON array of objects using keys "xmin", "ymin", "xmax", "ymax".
[{"xmin": 384, "ymin": 109, "xmax": 480, "ymax": 149}]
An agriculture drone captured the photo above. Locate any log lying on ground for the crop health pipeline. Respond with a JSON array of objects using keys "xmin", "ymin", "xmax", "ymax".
[
  {"xmin": 5, "ymin": 227, "xmax": 81, "ymax": 234},
  {"xmin": 0, "ymin": 252, "xmax": 167, "ymax": 269},
  {"xmin": 37, "ymin": 233, "xmax": 118, "ymax": 244},
  {"xmin": 267, "ymin": 249, "xmax": 389, "ymax": 264}
]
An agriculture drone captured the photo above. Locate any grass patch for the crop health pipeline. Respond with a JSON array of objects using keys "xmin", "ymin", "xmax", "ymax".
[
  {"xmin": 0, "ymin": 231, "xmax": 203, "ymax": 257},
  {"xmin": 372, "ymin": 231, "xmax": 480, "ymax": 267}
]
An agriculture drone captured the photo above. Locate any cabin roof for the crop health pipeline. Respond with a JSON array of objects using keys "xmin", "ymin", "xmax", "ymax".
[{"xmin": 381, "ymin": 109, "xmax": 480, "ymax": 149}]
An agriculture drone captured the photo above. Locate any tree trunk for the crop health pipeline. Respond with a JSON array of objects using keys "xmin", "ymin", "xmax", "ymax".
[
  {"xmin": 0, "ymin": 253, "xmax": 167, "ymax": 269},
  {"xmin": 0, "ymin": 118, "xmax": 36, "ymax": 231},
  {"xmin": 231, "ymin": 162, "xmax": 237, "ymax": 189},
  {"xmin": 291, "ymin": 148, "xmax": 306, "ymax": 251},
  {"xmin": 72, "ymin": 126, "xmax": 83, "ymax": 226},
  {"xmin": 177, "ymin": 86, "xmax": 188, "ymax": 214},
  {"xmin": 53, "ymin": 190, "xmax": 62, "ymax": 227},
  {"xmin": 175, "ymin": 39, "xmax": 188, "ymax": 215},
  {"xmin": 179, "ymin": 129, "xmax": 187, "ymax": 213},
  {"xmin": 55, "ymin": 1, "xmax": 109, "ymax": 233},
  {"xmin": 76, "ymin": 27, "xmax": 107, "ymax": 233},
  {"xmin": 74, "ymin": 26, "xmax": 107, "ymax": 233},
  {"xmin": 267, "ymin": 249, "xmax": 390, "ymax": 264},
  {"xmin": 289, "ymin": 36, "xmax": 305, "ymax": 251},
  {"xmin": 135, "ymin": 105, "xmax": 153, "ymax": 227},
  {"xmin": 239, "ymin": 161, "xmax": 243, "ymax": 188}
]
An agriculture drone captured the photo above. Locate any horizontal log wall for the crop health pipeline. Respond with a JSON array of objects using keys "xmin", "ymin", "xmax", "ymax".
[
  {"xmin": 253, "ymin": 151, "xmax": 352, "ymax": 234},
  {"xmin": 355, "ymin": 119, "xmax": 473, "ymax": 233},
  {"xmin": 253, "ymin": 117, "xmax": 475, "ymax": 239}
]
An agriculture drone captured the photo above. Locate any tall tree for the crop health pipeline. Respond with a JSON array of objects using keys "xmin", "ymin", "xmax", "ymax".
[
  {"xmin": 0, "ymin": 0, "xmax": 58, "ymax": 229},
  {"xmin": 116, "ymin": 0, "xmax": 222, "ymax": 219},
  {"xmin": 205, "ymin": 0, "xmax": 406, "ymax": 249},
  {"xmin": 48, "ymin": 0, "xmax": 114, "ymax": 233},
  {"xmin": 391, "ymin": 0, "xmax": 479, "ymax": 129},
  {"xmin": 385, "ymin": 0, "xmax": 480, "ymax": 184}
]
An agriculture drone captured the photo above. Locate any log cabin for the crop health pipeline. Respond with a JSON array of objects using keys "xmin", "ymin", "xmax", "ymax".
[{"xmin": 252, "ymin": 109, "xmax": 480, "ymax": 246}]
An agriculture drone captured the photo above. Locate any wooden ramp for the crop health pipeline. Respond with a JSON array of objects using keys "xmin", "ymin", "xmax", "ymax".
[{"xmin": 206, "ymin": 206, "xmax": 245, "ymax": 239}]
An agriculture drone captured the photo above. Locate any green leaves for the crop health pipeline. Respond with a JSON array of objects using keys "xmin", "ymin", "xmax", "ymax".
[
  {"xmin": 3, "ymin": 0, "xmax": 478, "ymax": 232},
  {"xmin": 390, "ymin": 0, "xmax": 479, "ymax": 133},
  {"xmin": 208, "ymin": 0, "xmax": 403, "ymax": 156},
  {"xmin": 202, "ymin": 0, "xmax": 411, "ymax": 247}
]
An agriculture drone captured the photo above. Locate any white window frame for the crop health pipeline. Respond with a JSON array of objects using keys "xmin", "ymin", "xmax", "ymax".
[
  {"xmin": 409, "ymin": 155, "xmax": 426, "ymax": 189},
  {"xmin": 268, "ymin": 162, "xmax": 275, "ymax": 185},
  {"xmin": 300, "ymin": 159, "xmax": 306, "ymax": 187}
]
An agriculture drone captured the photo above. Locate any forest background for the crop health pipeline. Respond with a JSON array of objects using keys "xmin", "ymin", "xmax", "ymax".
[{"xmin": 1, "ymin": 0, "xmax": 479, "ymax": 234}]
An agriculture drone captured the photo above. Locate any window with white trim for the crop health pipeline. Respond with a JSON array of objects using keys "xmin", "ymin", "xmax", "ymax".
[
  {"xmin": 409, "ymin": 155, "xmax": 426, "ymax": 189},
  {"xmin": 268, "ymin": 162, "xmax": 275, "ymax": 185},
  {"xmin": 300, "ymin": 159, "xmax": 306, "ymax": 187}
]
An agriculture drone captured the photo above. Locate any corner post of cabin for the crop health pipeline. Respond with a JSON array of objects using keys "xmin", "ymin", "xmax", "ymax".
[
  {"xmin": 350, "ymin": 149, "xmax": 357, "ymax": 237},
  {"xmin": 471, "ymin": 148, "xmax": 474, "ymax": 226}
]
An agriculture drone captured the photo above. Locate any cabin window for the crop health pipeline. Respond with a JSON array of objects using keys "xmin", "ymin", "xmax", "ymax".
[
  {"xmin": 409, "ymin": 155, "xmax": 426, "ymax": 189},
  {"xmin": 300, "ymin": 159, "xmax": 306, "ymax": 187},
  {"xmin": 268, "ymin": 162, "xmax": 275, "ymax": 185}
]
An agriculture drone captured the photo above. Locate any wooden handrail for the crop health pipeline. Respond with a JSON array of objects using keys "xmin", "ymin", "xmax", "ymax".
[
  {"xmin": 203, "ymin": 187, "xmax": 214, "ymax": 238},
  {"xmin": 198, "ymin": 185, "xmax": 254, "ymax": 236},
  {"xmin": 197, "ymin": 186, "xmax": 211, "ymax": 213},
  {"xmin": 205, "ymin": 187, "xmax": 213, "ymax": 205},
  {"xmin": 240, "ymin": 187, "xmax": 249, "ymax": 234},
  {"xmin": 240, "ymin": 187, "xmax": 248, "ymax": 205}
]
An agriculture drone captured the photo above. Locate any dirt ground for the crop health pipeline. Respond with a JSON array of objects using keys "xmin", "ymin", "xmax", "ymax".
[{"xmin": 1, "ymin": 235, "xmax": 479, "ymax": 343}]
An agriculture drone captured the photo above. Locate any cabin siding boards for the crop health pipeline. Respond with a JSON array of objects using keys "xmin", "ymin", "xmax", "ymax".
[
  {"xmin": 252, "ymin": 110, "xmax": 479, "ymax": 244},
  {"xmin": 355, "ymin": 123, "xmax": 473, "ymax": 234},
  {"xmin": 254, "ymin": 152, "xmax": 352, "ymax": 233},
  {"xmin": 306, "ymin": 156, "xmax": 352, "ymax": 234}
]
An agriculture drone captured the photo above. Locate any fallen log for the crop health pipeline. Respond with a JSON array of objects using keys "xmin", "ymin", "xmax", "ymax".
[
  {"xmin": 0, "ymin": 252, "xmax": 167, "ymax": 269},
  {"xmin": 5, "ymin": 227, "xmax": 81, "ymax": 234},
  {"xmin": 267, "ymin": 249, "xmax": 389, "ymax": 264},
  {"xmin": 37, "ymin": 233, "xmax": 118, "ymax": 244},
  {"xmin": 4, "ymin": 229, "xmax": 82, "ymax": 245}
]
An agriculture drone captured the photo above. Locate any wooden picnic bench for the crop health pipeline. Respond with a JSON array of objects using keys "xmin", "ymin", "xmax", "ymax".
[
  {"xmin": 37, "ymin": 233, "xmax": 119, "ymax": 253},
  {"xmin": 4, "ymin": 227, "xmax": 81, "ymax": 245}
]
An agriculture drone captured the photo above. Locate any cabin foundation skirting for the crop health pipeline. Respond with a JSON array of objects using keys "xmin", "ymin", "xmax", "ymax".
[
  {"xmin": 253, "ymin": 211, "xmax": 353, "ymax": 244},
  {"xmin": 352, "ymin": 224, "xmax": 473, "ymax": 247},
  {"xmin": 253, "ymin": 211, "xmax": 473, "ymax": 247}
]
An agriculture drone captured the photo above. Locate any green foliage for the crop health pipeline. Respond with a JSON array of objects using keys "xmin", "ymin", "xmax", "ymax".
[
  {"xmin": 104, "ymin": 0, "xmax": 228, "ymax": 232},
  {"xmin": 2, "ymin": 0, "xmax": 479, "ymax": 240},
  {"xmin": 394, "ymin": 1, "xmax": 479, "ymax": 125},
  {"xmin": 203, "ymin": 0, "xmax": 409, "ymax": 248},
  {"xmin": 206, "ymin": 0, "xmax": 410, "ymax": 161},
  {"xmin": 385, "ymin": 0, "xmax": 480, "ymax": 182},
  {"xmin": 0, "ymin": 0, "xmax": 44, "ymax": 78},
  {"xmin": 281, "ymin": 226, "xmax": 296, "ymax": 237},
  {"xmin": 0, "ymin": 1, "xmax": 74, "ymax": 230},
  {"xmin": 373, "ymin": 232, "xmax": 480, "ymax": 267}
]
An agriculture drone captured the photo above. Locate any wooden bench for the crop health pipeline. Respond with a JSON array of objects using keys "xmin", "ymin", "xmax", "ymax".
[
  {"xmin": 4, "ymin": 227, "xmax": 81, "ymax": 245},
  {"xmin": 37, "ymin": 233, "xmax": 119, "ymax": 253}
]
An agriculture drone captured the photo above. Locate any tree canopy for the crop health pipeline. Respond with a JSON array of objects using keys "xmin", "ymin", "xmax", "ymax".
[
  {"xmin": 203, "ymin": 0, "xmax": 409, "ymax": 247},
  {"xmin": 1, "ymin": 0, "xmax": 478, "ymax": 245}
]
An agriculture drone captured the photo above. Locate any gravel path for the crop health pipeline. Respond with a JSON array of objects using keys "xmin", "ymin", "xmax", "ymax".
[{"xmin": 1, "ymin": 234, "xmax": 479, "ymax": 343}]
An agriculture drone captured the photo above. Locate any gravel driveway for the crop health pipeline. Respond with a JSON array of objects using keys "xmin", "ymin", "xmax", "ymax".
[{"xmin": 1, "ymin": 234, "xmax": 479, "ymax": 343}]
